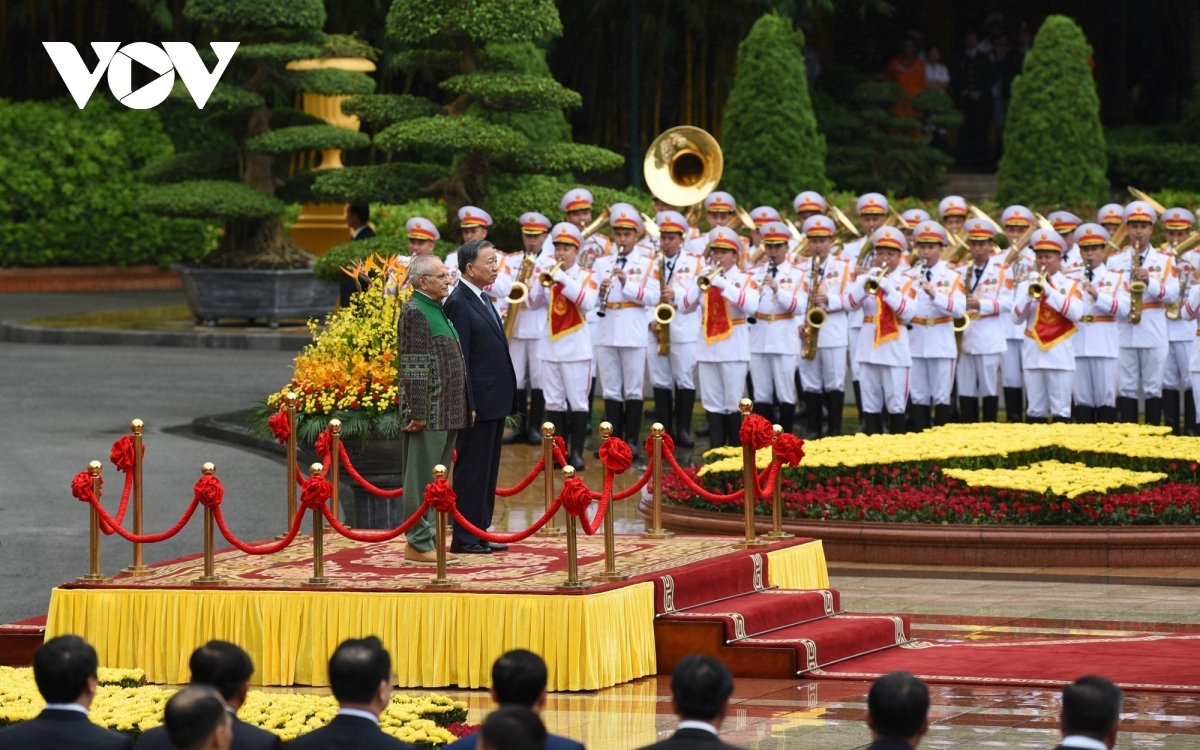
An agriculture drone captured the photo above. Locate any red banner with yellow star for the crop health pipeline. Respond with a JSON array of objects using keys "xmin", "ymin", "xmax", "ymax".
[
  {"xmin": 1027, "ymin": 300, "xmax": 1077, "ymax": 351},
  {"xmin": 703, "ymin": 286, "xmax": 734, "ymax": 345},
  {"xmin": 549, "ymin": 283, "xmax": 585, "ymax": 340},
  {"xmin": 873, "ymin": 290, "xmax": 902, "ymax": 348}
]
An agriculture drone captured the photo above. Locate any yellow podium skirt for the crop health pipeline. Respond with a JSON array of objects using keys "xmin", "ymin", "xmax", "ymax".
[{"xmin": 767, "ymin": 540, "xmax": 829, "ymax": 589}]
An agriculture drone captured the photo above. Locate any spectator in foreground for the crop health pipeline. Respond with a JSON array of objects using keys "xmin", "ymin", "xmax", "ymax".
[
  {"xmin": 288, "ymin": 636, "xmax": 415, "ymax": 750},
  {"xmin": 447, "ymin": 650, "xmax": 583, "ymax": 750},
  {"xmin": 477, "ymin": 706, "xmax": 547, "ymax": 750},
  {"xmin": 1056, "ymin": 676, "xmax": 1123, "ymax": 750},
  {"xmin": 866, "ymin": 671, "xmax": 930, "ymax": 750},
  {"xmin": 163, "ymin": 685, "xmax": 233, "ymax": 750},
  {"xmin": 137, "ymin": 640, "xmax": 282, "ymax": 750},
  {"xmin": 637, "ymin": 655, "xmax": 740, "ymax": 750},
  {"xmin": 0, "ymin": 634, "xmax": 133, "ymax": 749}
]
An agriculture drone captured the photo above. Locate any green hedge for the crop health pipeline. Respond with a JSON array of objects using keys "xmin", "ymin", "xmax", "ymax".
[
  {"xmin": 1107, "ymin": 142, "xmax": 1200, "ymax": 193},
  {"xmin": 0, "ymin": 99, "xmax": 214, "ymax": 268}
]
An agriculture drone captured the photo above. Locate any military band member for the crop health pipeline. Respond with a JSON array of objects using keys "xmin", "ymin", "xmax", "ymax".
[
  {"xmin": 648, "ymin": 211, "xmax": 704, "ymax": 448},
  {"xmin": 687, "ymin": 191, "xmax": 747, "ymax": 258},
  {"xmin": 900, "ymin": 209, "xmax": 931, "ymax": 249},
  {"xmin": 842, "ymin": 192, "xmax": 891, "ymax": 425},
  {"xmin": 446, "ymin": 206, "xmax": 492, "ymax": 286},
  {"xmin": 1000, "ymin": 204, "xmax": 1036, "ymax": 421},
  {"xmin": 796, "ymin": 215, "xmax": 853, "ymax": 437},
  {"xmin": 1069, "ymin": 223, "xmax": 1127, "ymax": 423},
  {"xmin": 1109, "ymin": 201, "xmax": 1179, "ymax": 424},
  {"xmin": 957, "ymin": 217, "xmax": 1013, "ymax": 423},
  {"xmin": 1162, "ymin": 207, "xmax": 1197, "ymax": 434},
  {"xmin": 527, "ymin": 223, "xmax": 599, "ymax": 469},
  {"xmin": 1049, "ymin": 211, "xmax": 1083, "ymax": 275},
  {"xmin": 748, "ymin": 222, "xmax": 803, "ymax": 433},
  {"xmin": 404, "ymin": 217, "xmax": 439, "ymax": 258},
  {"xmin": 846, "ymin": 226, "xmax": 918, "ymax": 434},
  {"xmin": 503, "ymin": 211, "xmax": 556, "ymax": 445},
  {"xmin": 1097, "ymin": 203, "xmax": 1125, "ymax": 236},
  {"xmin": 904, "ymin": 221, "xmax": 966, "ymax": 429},
  {"xmin": 561, "ymin": 188, "xmax": 614, "ymax": 266},
  {"xmin": 681, "ymin": 226, "xmax": 760, "ymax": 447},
  {"xmin": 938, "ymin": 195, "xmax": 968, "ymax": 235},
  {"xmin": 1012, "ymin": 230, "xmax": 1084, "ymax": 422},
  {"xmin": 1181, "ymin": 262, "xmax": 1200, "ymax": 430},
  {"xmin": 793, "ymin": 191, "xmax": 828, "ymax": 225},
  {"xmin": 592, "ymin": 204, "xmax": 659, "ymax": 460}
]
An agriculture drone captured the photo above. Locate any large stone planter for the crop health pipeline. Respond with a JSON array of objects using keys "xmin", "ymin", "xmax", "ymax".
[
  {"xmin": 643, "ymin": 500, "xmax": 1200, "ymax": 568},
  {"xmin": 173, "ymin": 265, "xmax": 338, "ymax": 328},
  {"xmin": 303, "ymin": 434, "xmax": 406, "ymax": 530}
]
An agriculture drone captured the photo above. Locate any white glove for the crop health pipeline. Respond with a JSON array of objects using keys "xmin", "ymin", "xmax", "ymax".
[{"xmin": 552, "ymin": 268, "xmax": 569, "ymax": 283}]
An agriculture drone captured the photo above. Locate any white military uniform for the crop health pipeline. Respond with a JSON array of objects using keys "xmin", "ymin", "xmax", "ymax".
[
  {"xmin": 1003, "ymin": 246, "xmax": 1035, "ymax": 391},
  {"xmin": 1013, "ymin": 271, "xmax": 1084, "ymax": 419},
  {"xmin": 837, "ymin": 235, "xmax": 870, "ymax": 381},
  {"xmin": 957, "ymin": 256, "xmax": 1013, "ymax": 400},
  {"xmin": 905, "ymin": 259, "xmax": 966, "ymax": 409},
  {"xmin": 749, "ymin": 259, "xmax": 803, "ymax": 405},
  {"xmin": 1182, "ymin": 280, "xmax": 1200, "ymax": 418},
  {"xmin": 682, "ymin": 267, "xmax": 760, "ymax": 413},
  {"xmin": 796, "ymin": 253, "xmax": 853, "ymax": 393},
  {"xmin": 1164, "ymin": 246, "xmax": 1196, "ymax": 394},
  {"xmin": 506, "ymin": 248, "xmax": 557, "ymax": 391},
  {"xmin": 648, "ymin": 251, "xmax": 704, "ymax": 391},
  {"xmin": 1108, "ymin": 245, "xmax": 1179, "ymax": 400},
  {"xmin": 591, "ymin": 249, "xmax": 659, "ymax": 400},
  {"xmin": 1069, "ymin": 260, "xmax": 1127, "ymax": 410},
  {"xmin": 527, "ymin": 262, "xmax": 599, "ymax": 412},
  {"xmin": 848, "ymin": 268, "xmax": 919, "ymax": 415}
]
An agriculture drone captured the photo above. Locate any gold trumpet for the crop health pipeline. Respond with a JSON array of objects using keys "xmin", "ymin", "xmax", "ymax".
[
  {"xmin": 539, "ymin": 261, "xmax": 564, "ymax": 287},
  {"xmin": 863, "ymin": 263, "xmax": 889, "ymax": 295},
  {"xmin": 696, "ymin": 266, "xmax": 721, "ymax": 291},
  {"xmin": 1028, "ymin": 267, "xmax": 1048, "ymax": 300}
]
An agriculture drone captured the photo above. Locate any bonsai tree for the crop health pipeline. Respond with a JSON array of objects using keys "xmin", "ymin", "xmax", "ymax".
[
  {"xmin": 139, "ymin": 0, "xmax": 376, "ymax": 268},
  {"xmin": 996, "ymin": 15, "xmax": 1107, "ymax": 207},
  {"xmin": 312, "ymin": 0, "xmax": 624, "ymax": 248},
  {"xmin": 721, "ymin": 13, "xmax": 829, "ymax": 207}
]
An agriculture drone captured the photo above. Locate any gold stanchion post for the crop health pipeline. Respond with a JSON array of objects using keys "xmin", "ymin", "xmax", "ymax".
[
  {"xmin": 594, "ymin": 422, "xmax": 629, "ymax": 581},
  {"xmin": 426, "ymin": 464, "xmax": 461, "ymax": 589},
  {"xmin": 764, "ymin": 424, "xmax": 794, "ymax": 541},
  {"xmin": 192, "ymin": 462, "xmax": 222, "ymax": 585},
  {"xmin": 77, "ymin": 460, "xmax": 108, "ymax": 583},
  {"xmin": 122, "ymin": 419, "xmax": 151, "ymax": 575},
  {"xmin": 735, "ymin": 399, "xmax": 768, "ymax": 549},
  {"xmin": 305, "ymin": 462, "xmax": 334, "ymax": 588},
  {"xmin": 326, "ymin": 419, "xmax": 342, "ymax": 532},
  {"xmin": 556, "ymin": 467, "xmax": 591, "ymax": 591},
  {"xmin": 279, "ymin": 392, "xmax": 299, "ymax": 540},
  {"xmin": 641, "ymin": 422, "xmax": 674, "ymax": 539},
  {"xmin": 537, "ymin": 422, "xmax": 564, "ymax": 536}
]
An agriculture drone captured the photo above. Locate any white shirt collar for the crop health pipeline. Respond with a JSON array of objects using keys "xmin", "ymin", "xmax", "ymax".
[
  {"xmin": 351, "ymin": 225, "xmax": 370, "ymax": 239},
  {"xmin": 43, "ymin": 703, "xmax": 89, "ymax": 714},
  {"xmin": 338, "ymin": 707, "xmax": 380, "ymax": 724},
  {"xmin": 459, "ymin": 277, "xmax": 485, "ymax": 300},
  {"xmin": 676, "ymin": 720, "xmax": 719, "ymax": 735},
  {"xmin": 1061, "ymin": 735, "xmax": 1109, "ymax": 750}
]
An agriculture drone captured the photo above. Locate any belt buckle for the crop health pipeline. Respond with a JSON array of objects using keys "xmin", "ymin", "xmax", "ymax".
[
  {"xmin": 1083, "ymin": 314, "xmax": 1094, "ymax": 323},
  {"xmin": 761, "ymin": 314, "xmax": 774, "ymax": 323},
  {"xmin": 924, "ymin": 318, "xmax": 934, "ymax": 327}
]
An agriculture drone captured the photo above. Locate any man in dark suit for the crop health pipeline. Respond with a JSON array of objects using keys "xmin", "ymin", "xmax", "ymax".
[
  {"xmin": 476, "ymin": 706, "xmax": 546, "ymax": 750},
  {"xmin": 340, "ymin": 203, "xmax": 378, "ymax": 305},
  {"xmin": 137, "ymin": 640, "xmax": 283, "ymax": 750},
  {"xmin": 162, "ymin": 685, "xmax": 233, "ymax": 750},
  {"xmin": 446, "ymin": 650, "xmax": 584, "ymax": 750},
  {"xmin": 442, "ymin": 238, "xmax": 519, "ymax": 555},
  {"xmin": 0, "ymin": 634, "xmax": 134, "ymax": 749},
  {"xmin": 1054, "ymin": 676, "xmax": 1123, "ymax": 750},
  {"xmin": 288, "ymin": 637, "xmax": 416, "ymax": 750},
  {"xmin": 636, "ymin": 655, "xmax": 740, "ymax": 750},
  {"xmin": 864, "ymin": 671, "xmax": 930, "ymax": 750}
]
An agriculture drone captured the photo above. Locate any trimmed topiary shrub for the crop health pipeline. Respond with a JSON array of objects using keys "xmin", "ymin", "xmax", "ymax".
[
  {"xmin": 996, "ymin": 15, "xmax": 1107, "ymax": 207},
  {"xmin": 1107, "ymin": 143, "xmax": 1200, "ymax": 193},
  {"xmin": 721, "ymin": 13, "xmax": 829, "ymax": 207}
]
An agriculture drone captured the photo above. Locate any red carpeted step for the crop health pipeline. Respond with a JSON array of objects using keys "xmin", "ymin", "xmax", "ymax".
[
  {"xmin": 736, "ymin": 613, "xmax": 911, "ymax": 672},
  {"xmin": 653, "ymin": 551, "xmax": 769, "ymax": 614},
  {"xmin": 660, "ymin": 589, "xmax": 842, "ymax": 641}
]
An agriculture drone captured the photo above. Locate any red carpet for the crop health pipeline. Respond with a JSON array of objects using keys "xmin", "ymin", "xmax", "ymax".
[{"xmin": 811, "ymin": 633, "xmax": 1200, "ymax": 693}]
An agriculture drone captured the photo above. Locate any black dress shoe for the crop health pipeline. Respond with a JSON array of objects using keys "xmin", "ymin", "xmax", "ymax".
[
  {"xmin": 488, "ymin": 542, "xmax": 508, "ymax": 551},
  {"xmin": 449, "ymin": 542, "xmax": 493, "ymax": 555}
]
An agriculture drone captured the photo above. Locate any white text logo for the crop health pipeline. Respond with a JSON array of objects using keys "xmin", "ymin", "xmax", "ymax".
[{"xmin": 43, "ymin": 42, "xmax": 240, "ymax": 109}]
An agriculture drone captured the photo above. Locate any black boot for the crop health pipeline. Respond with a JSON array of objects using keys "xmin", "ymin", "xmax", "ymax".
[
  {"xmin": 1187, "ymin": 390, "xmax": 1197, "ymax": 436},
  {"xmin": 675, "ymin": 389, "xmax": 696, "ymax": 448},
  {"xmin": 599, "ymin": 399, "xmax": 623, "ymax": 457},
  {"xmin": 1098, "ymin": 405, "xmax": 1119, "ymax": 423},
  {"xmin": 887, "ymin": 412, "xmax": 907, "ymax": 435},
  {"xmin": 569, "ymin": 411, "xmax": 589, "ymax": 471},
  {"xmin": 624, "ymin": 399, "xmax": 645, "ymax": 465},
  {"xmin": 726, "ymin": 412, "xmax": 743, "ymax": 447},
  {"xmin": 778, "ymin": 402, "xmax": 797, "ymax": 435},
  {"xmin": 982, "ymin": 396, "xmax": 999, "ymax": 423},
  {"xmin": 545, "ymin": 411, "xmax": 567, "ymax": 451},
  {"xmin": 1026, "ymin": 415, "xmax": 1047, "ymax": 424},
  {"xmin": 950, "ymin": 381, "xmax": 961, "ymax": 422},
  {"xmin": 825, "ymin": 390, "xmax": 845, "ymax": 437},
  {"xmin": 1003, "ymin": 387, "xmax": 1024, "ymax": 422},
  {"xmin": 862, "ymin": 412, "xmax": 883, "ymax": 435},
  {"xmin": 804, "ymin": 391, "xmax": 823, "ymax": 438},
  {"xmin": 1117, "ymin": 396, "xmax": 1139, "ymax": 424},
  {"xmin": 934, "ymin": 404, "xmax": 953, "ymax": 426},
  {"xmin": 1163, "ymin": 389, "xmax": 1181, "ymax": 434},
  {"xmin": 652, "ymin": 388, "xmax": 674, "ymax": 434},
  {"xmin": 504, "ymin": 389, "xmax": 528, "ymax": 444},
  {"xmin": 960, "ymin": 397, "xmax": 980, "ymax": 424},
  {"xmin": 1074, "ymin": 405, "xmax": 1096, "ymax": 423},
  {"xmin": 706, "ymin": 411, "xmax": 727, "ymax": 448},
  {"xmin": 852, "ymin": 381, "xmax": 864, "ymax": 432},
  {"xmin": 911, "ymin": 404, "xmax": 932, "ymax": 431},
  {"xmin": 525, "ymin": 389, "xmax": 545, "ymax": 445},
  {"xmin": 1145, "ymin": 396, "xmax": 1164, "ymax": 428}
]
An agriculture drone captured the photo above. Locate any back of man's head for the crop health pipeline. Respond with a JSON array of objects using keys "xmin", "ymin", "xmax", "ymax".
[
  {"xmin": 479, "ymin": 705, "xmax": 547, "ymax": 750},
  {"xmin": 329, "ymin": 636, "xmax": 391, "ymax": 706},
  {"xmin": 1062, "ymin": 676, "xmax": 1123, "ymax": 741},
  {"xmin": 671, "ymin": 655, "xmax": 734, "ymax": 723},
  {"xmin": 867, "ymin": 671, "xmax": 930, "ymax": 742},
  {"xmin": 165, "ymin": 685, "xmax": 230, "ymax": 750},
  {"xmin": 349, "ymin": 203, "xmax": 370, "ymax": 224},
  {"xmin": 189, "ymin": 640, "xmax": 254, "ymax": 701},
  {"xmin": 492, "ymin": 650, "xmax": 548, "ymax": 708},
  {"xmin": 33, "ymin": 635, "xmax": 97, "ymax": 704}
]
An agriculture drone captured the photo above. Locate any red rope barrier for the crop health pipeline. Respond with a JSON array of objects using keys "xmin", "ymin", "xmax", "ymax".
[
  {"xmin": 495, "ymin": 457, "xmax": 545, "ymax": 497},
  {"xmin": 449, "ymin": 498, "xmax": 564, "ymax": 544},
  {"xmin": 213, "ymin": 506, "xmax": 305, "ymax": 555},
  {"xmin": 321, "ymin": 502, "xmax": 429, "ymax": 542},
  {"xmin": 72, "ymin": 471, "xmax": 200, "ymax": 544},
  {"xmin": 577, "ymin": 472, "xmax": 613, "ymax": 536},
  {"xmin": 661, "ymin": 450, "xmax": 742, "ymax": 503},
  {"xmin": 335, "ymin": 442, "xmax": 404, "ymax": 498},
  {"xmin": 755, "ymin": 461, "xmax": 781, "ymax": 500}
]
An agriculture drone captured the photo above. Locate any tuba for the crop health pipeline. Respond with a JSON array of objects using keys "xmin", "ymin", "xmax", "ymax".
[
  {"xmin": 801, "ymin": 257, "xmax": 825, "ymax": 360},
  {"xmin": 503, "ymin": 253, "xmax": 536, "ymax": 338},
  {"xmin": 643, "ymin": 126, "xmax": 724, "ymax": 208}
]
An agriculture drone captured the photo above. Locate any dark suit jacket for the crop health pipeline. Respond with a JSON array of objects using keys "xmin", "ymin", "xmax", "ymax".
[
  {"xmin": 637, "ymin": 727, "xmax": 742, "ymax": 750},
  {"xmin": 442, "ymin": 282, "xmax": 519, "ymax": 421},
  {"xmin": 0, "ymin": 708, "xmax": 134, "ymax": 750},
  {"xmin": 447, "ymin": 729, "xmax": 585, "ymax": 750},
  {"xmin": 352, "ymin": 226, "xmax": 377, "ymax": 241},
  {"xmin": 136, "ymin": 712, "xmax": 283, "ymax": 750},
  {"xmin": 287, "ymin": 714, "xmax": 417, "ymax": 750}
]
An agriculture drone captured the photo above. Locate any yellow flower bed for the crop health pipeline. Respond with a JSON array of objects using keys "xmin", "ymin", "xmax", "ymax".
[
  {"xmin": 941, "ymin": 460, "xmax": 1167, "ymax": 499},
  {"xmin": 0, "ymin": 667, "xmax": 464, "ymax": 744}
]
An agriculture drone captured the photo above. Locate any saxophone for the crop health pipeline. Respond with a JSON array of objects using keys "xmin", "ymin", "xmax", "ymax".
[
  {"xmin": 801, "ymin": 256, "xmax": 825, "ymax": 361},
  {"xmin": 503, "ymin": 253, "xmax": 536, "ymax": 338},
  {"xmin": 1129, "ymin": 247, "xmax": 1146, "ymax": 325},
  {"xmin": 654, "ymin": 251, "xmax": 674, "ymax": 355}
]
